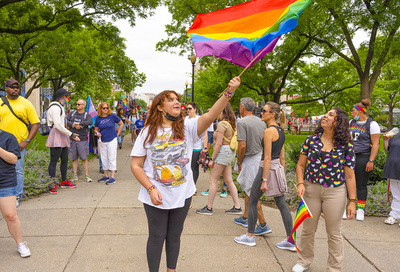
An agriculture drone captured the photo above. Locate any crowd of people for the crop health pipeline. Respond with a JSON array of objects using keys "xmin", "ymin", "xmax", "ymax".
[{"xmin": 0, "ymin": 77, "xmax": 399, "ymax": 272}]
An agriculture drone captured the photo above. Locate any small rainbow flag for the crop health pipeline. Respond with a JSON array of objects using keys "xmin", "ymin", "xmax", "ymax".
[
  {"xmin": 288, "ymin": 197, "xmax": 313, "ymax": 252},
  {"xmin": 187, "ymin": 0, "xmax": 313, "ymax": 67}
]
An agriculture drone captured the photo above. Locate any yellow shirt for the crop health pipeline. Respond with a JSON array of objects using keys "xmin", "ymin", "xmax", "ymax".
[{"xmin": 0, "ymin": 96, "xmax": 40, "ymax": 143}]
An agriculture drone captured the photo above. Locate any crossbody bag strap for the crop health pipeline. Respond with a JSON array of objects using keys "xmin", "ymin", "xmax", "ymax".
[
  {"xmin": 1, "ymin": 96, "xmax": 30, "ymax": 128},
  {"xmin": 221, "ymin": 121, "xmax": 234, "ymax": 143}
]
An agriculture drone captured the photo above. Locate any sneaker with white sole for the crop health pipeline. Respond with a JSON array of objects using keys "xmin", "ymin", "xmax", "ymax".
[
  {"xmin": 292, "ymin": 264, "xmax": 308, "ymax": 272},
  {"xmin": 254, "ymin": 223, "xmax": 272, "ymax": 235},
  {"xmin": 276, "ymin": 239, "xmax": 296, "ymax": 252},
  {"xmin": 85, "ymin": 175, "xmax": 92, "ymax": 182},
  {"xmin": 220, "ymin": 190, "xmax": 228, "ymax": 198},
  {"xmin": 71, "ymin": 174, "xmax": 78, "ymax": 182},
  {"xmin": 234, "ymin": 233, "xmax": 256, "ymax": 246},
  {"xmin": 342, "ymin": 209, "xmax": 347, "ymax": 220},
  {"xmin": 98, "ymin": 176, "xmax": 109, "ymax": 182},
  {"xmin": 234, "ymin": 216, "xmax": 248, "ymax": 227},
  {"xmin": 384, "ymin": 216, "xmax": 397, "ymax": 225},
  {"xmin": 60, "ymin": 180, "xmax": 77, "ymax": 188},
  {"xmin": 225, "ymin": 206, "xmax": 242, "ymax": 215},
  {"xmin": 201, "ymin": 189, "xmax": 209, "ymax": 196},
  {"xmin": 196, "ymin": 205, "xmax": 213, "ymax": 215},
  {"xmin": 17, "ymin": 241, "xmax": 31, "ymax": 258},
  {"xmin": 356, "ymin": 209, "xmax": 364, "ymax": 221},
  {"xmin": 105, "ymin": 178, "xmax": 116, "ymax": 185}
]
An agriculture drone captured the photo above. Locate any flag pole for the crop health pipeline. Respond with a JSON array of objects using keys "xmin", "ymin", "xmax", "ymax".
[
  {"xmin": 218, "ymin": 48, "xmax": 267, "ymax": 97},
  {"xmin": 300, "ymin": 196, "xmax": 313, "ymax": 218}
]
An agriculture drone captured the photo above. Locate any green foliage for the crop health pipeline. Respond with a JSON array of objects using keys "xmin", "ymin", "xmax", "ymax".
[
  {"xmin": 369, "ymin": 150, "xmax": 387, "ymax": 184},
  {"xmin": 365, "ymin": 180, "xmax": 391, "ymax": 217}
]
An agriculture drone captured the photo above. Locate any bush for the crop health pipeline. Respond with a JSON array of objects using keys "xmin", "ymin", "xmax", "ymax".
[
  {"xmin": 365, "ymin": 179, "xmax": 391, "ymax": 216},
  {"xmin": 22, "ymin": 146, "xmax": 75, "ymax": 200},
  {"xmin": 369, "ymin": 150, "xmax": 387, "ymax": 184}
]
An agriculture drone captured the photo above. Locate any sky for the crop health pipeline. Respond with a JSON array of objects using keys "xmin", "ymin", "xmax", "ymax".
[{"xmin": 115, "ymin": 6, "xmax": 192, "ymax": 96}]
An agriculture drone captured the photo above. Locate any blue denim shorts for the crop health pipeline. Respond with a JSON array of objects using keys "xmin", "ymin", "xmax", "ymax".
[
  {"xmin": 214, "ymin": 145, "xmax": 235, "ymax": 166},
  {"xmin": 0, "ymin": 185, "xmax": 17, "ymax": 197}
]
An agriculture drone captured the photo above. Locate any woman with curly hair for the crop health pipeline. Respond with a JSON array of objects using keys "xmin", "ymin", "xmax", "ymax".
[
  {"xmin": 292, "ymin": 108, "xmax": 357, "ymax": 272},
  {"xmin": 196, "ymin": 102, "xmax": 242, "ymax": 215},
  {"xmin": 349, "ymin": 99, "xmax": 380, "ymax": 221},
  {"xmin": 130, "ymin": 77, "xmax": 241, "ymax": 272}
]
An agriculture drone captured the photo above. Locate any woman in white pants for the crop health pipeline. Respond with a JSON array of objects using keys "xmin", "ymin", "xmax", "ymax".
[{"xmin": 94, "ymin": 102, "xmax": 123, "ymax": 185}]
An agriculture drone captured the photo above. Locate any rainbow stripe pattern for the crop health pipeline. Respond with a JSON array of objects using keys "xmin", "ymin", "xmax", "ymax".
[
  {"xmin": 350, "ymin": 126, "xmax": 366, "ymax": 134},
  {"xmin": 187, "ymin": 0, "xmax": 313, "ymax": 67},
  {"xmin": 288, "ymin": 197, "xmax": 313, "ymax": 252}
]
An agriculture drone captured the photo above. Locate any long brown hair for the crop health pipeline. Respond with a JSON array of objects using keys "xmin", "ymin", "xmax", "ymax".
[
  {"xmin": 144, "ymin": 90, "xmax": 185, "ymax": 147},
  {"xmin": 220, "ymin": 103, "xmax": 236, "ymax": 131},
  {"xmin": 97, "ymin": 102, "xmax": 111, "ymax": 117}
]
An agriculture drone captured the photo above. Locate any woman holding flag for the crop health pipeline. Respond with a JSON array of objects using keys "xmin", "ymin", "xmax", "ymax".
[{"xmin": 292, "ymin": 108, "xmax": 357, "ymax": 272}]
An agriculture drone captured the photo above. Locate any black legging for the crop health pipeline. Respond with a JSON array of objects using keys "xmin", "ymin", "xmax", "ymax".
[
  {"xmin": 354, "ymin": 153, "xmax": 371, "ymax": 202},
  {"xmin": 248, "ymin": 167, "xmax": 293, "ymax": 236},
  {"xmin": 191, "ymin": 151, "xmax": 201, "ymax": 184},
  {"xmin": 49, "ymin": 147, "xmax": 69, "ymax": 182},
  {"xmin": 143, "ymin": 197, "xmax": 191, "ymax": 272}
]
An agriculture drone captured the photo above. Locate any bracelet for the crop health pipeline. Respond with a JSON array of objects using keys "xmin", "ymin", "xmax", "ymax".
[
  {"xmin": 349, "ymin": 198, "xmax": 357, "ymax": 202},
  {"xmin": 223, "ymin": 91, "xmax": 233, "ymax": 99},
  {"xmin": 147, "ymin": 185, "xmax": 156, "ymax": 194},
  {"xmin": 297, "ymin": 182, "xmax": 304, "ymax": 186}
]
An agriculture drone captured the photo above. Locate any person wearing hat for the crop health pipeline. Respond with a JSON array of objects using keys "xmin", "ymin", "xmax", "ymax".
[
  {"xmin": 0, "ymin": 78, "xmax": 40, "ymax": 207},
  {"xmin": 45, "ymin": 88, "xmax": 80, "ymax": 194}
]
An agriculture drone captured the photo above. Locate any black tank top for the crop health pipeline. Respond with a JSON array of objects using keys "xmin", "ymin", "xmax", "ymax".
[{"xmin": 261, "ymin": 125, "xmax": 285, "ymax": 160}]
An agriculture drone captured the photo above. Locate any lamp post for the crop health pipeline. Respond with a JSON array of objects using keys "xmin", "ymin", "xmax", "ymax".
[
  {"xmin": 185, "ymin": 81, "xmax": 189, "ymax": 104},
  {"xmin": 190, "ymin": 55, "xmax": 197, "ymax": 102}
]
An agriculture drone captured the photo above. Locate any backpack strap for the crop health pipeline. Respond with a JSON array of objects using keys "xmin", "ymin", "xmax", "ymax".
[
  {"xmin": 1, "ymin": 96, "xmax": 30, "ymax": 129},
  {"xmin": 221, "ymin": 121, "xmax": 235, "ymax": 143},
  {"xmin": 366, "ymin": 117, "xmax": 372, "ymax": 136}
]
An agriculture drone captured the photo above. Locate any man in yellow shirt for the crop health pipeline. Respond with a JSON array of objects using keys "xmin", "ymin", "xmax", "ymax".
[{"xmin": 0, "ymin": 79, "xmax": 40, "ymax": 206}]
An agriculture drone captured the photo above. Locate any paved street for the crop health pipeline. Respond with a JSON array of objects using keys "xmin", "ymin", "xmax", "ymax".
[{"xmin": 1, "ymin": 140, "xmax": 399, "ymax": 272}]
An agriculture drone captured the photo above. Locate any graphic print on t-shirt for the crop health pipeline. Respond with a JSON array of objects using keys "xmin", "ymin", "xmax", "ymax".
[{"xmin": 150, "ymin": 130, "xmax": 189, "ymax": 187}]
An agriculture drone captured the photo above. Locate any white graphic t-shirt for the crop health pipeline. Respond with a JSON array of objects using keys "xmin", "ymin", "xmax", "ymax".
[{"xmin": 131, "ymin": 117, "xmax": 203, "ymax": 209}]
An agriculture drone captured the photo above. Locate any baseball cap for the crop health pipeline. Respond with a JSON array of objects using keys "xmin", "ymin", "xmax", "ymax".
[{"xmin": 5, "ymin": 78, "xmax": 20, "ymax": 86}]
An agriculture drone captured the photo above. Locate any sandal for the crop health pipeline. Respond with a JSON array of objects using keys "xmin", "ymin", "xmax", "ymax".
[{"xmin": 384, "ymin": 216, "xmax": 397, "ymax": 225}]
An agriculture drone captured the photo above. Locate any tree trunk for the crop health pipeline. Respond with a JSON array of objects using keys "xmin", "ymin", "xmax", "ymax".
[
  {"xmin": 388, "ymin": 103, "xmax": 394, "ymax": 130},
  {"xmin": 359, "ymin": 75, "xmax": 372, "ymax": 101}
]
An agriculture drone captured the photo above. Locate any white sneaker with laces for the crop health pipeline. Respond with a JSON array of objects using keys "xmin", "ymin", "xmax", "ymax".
[
  {"xmin": 85, "ymin": 175, "xmax": 92, "ymax": 182},
  {"xmin": 276, "ymin": 239, "xmax": 296, "ymax": 252},
  {"xmin": 17, "ymin": 241, "xmax": 31, "ymax": 258},
  {"xmin": 356, "ymin": 209, "xmax": 364, "ymax": 221},
  {"xmin": 292, "ymin": 264, "xmax": 308, "ymax": 272},
  {"xmin": 71, "ymin": 174, "xmax": 78, "ymax": 182},
  {"xmin": 234, "ymin": 233, "xmax": 256, "ymax": 247},
  {"xmin": 384, "ymin": 216, "xmax": 397, "ymax": 225}
]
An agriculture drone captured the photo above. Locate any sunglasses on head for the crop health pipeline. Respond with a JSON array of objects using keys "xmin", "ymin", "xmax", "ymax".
[{"xmin": 7, "ymin": 86, "xmax": 19, "ymax": 89}]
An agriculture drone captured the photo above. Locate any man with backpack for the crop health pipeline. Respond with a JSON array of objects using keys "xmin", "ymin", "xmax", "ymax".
[
  {"xmin": 0, "ymin": 79, "xmax": 40, "ymax": 207},
  {"xmin": 66, "ymin": 99, "xmax": 93, "ymax": 183}
]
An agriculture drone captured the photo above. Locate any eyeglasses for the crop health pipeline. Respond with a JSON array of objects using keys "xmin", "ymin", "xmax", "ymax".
[
  {"xmin": 187, "ymin": 107, "xmax": 193, "ymax": 110},
  {"xmin": 7, "ymin": 86, "xmax": 19, "ymax": 89},
  {"xmin": 76, "ymin": 103, "xmax": 83, "ymax": 106},
  {"xmin": 102, "ymin": 107, "xmax": 109, "ymax": 109}
]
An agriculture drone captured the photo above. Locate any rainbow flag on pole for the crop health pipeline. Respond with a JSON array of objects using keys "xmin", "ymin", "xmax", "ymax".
[
  {"xmin": 187, "ymin": 0, "xmax": 313, "ymax": 67},
  {"xmin": 288, "ymin": 197, "xmax": 313, "ymax": 252}
]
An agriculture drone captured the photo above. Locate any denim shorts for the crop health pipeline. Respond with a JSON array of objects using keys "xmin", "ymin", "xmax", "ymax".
[
  {"xmin": 214, "ymin": 145, "xmax": 235, "ymax": 166},
  {"xmin": 0, "ymin": 185, "xmax": 17, "ymax": 197},
  {"xmin": 207, "ymin": 131, "xmax": 214, "ymax": 144}
]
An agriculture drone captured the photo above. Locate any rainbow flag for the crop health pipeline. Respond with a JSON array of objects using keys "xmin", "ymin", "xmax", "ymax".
[
  {"xmin": 288, "ymin": 197, "xmax": 313, "ymax": 252},
  {"xmin": 187, "ymin": 0, "xmax": 313, "ymax": 67}
]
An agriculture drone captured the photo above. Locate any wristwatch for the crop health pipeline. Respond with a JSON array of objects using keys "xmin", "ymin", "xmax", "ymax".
[
  {"xmin": 262, "ymin": 178, "xmax": 268, "ymax": 182},
  {"xmin": 25, "ymin": 139, "xmax": 31, "ymax": 143},
  {"xmin": 368, "ymin": 159, "xmax": 375, "ymax": 162}
]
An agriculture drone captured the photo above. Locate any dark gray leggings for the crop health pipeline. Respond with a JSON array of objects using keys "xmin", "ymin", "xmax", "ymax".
[
  {"xmin": 143, "ymin": 197, "xmax": 191, "ymax": 272},
  {"xmin": 248, "ymin": 167, "xmax": 293, "ymax": 236},
  {"xmin": 191, "ymin": 150, "xmax": 201, "ymax": 184}
]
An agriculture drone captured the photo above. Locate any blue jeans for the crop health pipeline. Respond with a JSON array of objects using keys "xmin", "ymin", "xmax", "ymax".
[{"xmin": 16, "ymin": 148, "xmax": 25, "ymax": 198}]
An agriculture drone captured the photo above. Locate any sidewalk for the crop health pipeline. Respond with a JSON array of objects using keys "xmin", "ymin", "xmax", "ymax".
[{"xmin": 0, "ymin": 140, "xmax": 398, "ymax": 272}]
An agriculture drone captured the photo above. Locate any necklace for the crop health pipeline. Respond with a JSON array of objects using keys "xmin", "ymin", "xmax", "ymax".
[{"xmin": 321, "ymin": 136, "xmax": 332, "ymax": 145}]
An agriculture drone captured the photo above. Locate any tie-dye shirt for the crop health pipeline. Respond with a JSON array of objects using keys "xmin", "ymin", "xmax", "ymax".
[{"xmin": 300, "ymin": 134, "xmax": 356, "ymax": 188}]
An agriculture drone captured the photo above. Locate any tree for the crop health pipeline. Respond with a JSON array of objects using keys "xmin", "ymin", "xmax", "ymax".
[
  {"xmin": 372, "ymin": 58, "xmax": 400, "ymax": 129},
  {"xmin": 298, "ymin": 0, "xmax": 400, "ymax": 101},
  {"xmin": 0, "ymin": 0, "xmax": 160, "ymax": 35}
]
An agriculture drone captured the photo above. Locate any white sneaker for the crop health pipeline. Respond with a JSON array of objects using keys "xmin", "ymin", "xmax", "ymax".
[
  {"xmin": 276, "ymin": 239, "xmax": 296, "ymax": 252},
  {"xmin": 342, "ymin": 209, "xmax": 347, "ymax": 220},
  {"xmin": 292, "ymin": 264, "xmax": 308, "ymax": 272},
  {"xmin": 356, "ymin": 209, "xmax": 364, "ymax": 221},
  {"xmin": 85, "ymin": 175, "xmax": 92, "ymax": 182},
  {"xmin": 384, "ymin": 216, "xmax": 397, "ymax": 225},
  {"xmin": 71, "ymin": 174, "xmax": 78, "ymax": 182},
  {"xmin": 234, "ymin": 233, "xmax": 256, "ymax": 247},
  {"xmin": 17, "ymin": 241, "xmax": 31, "ymax": 258}
]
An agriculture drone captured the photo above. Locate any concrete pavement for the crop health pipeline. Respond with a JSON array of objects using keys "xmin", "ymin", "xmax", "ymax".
[{"xmin": 1, "ymin": 140, "xmax": 399, "ymax": 272}]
